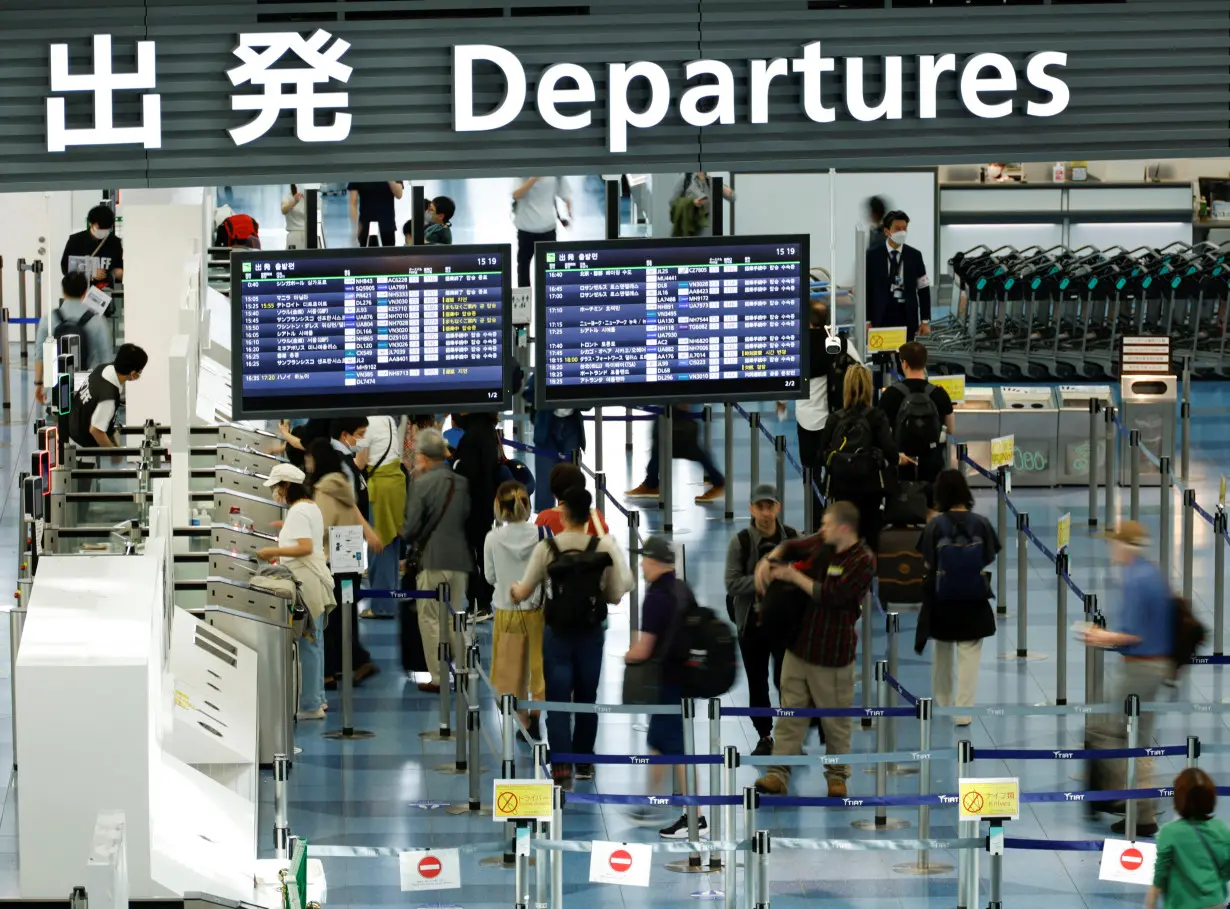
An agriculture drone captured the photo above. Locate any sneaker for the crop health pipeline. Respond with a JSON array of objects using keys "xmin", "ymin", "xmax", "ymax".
[
  {"xmin": 752, "ymin": 736, "xmax": 774, "ymax": 756},
  {"xmin": 695, "ymin": 484, "xmax": 726, "ymax": 503},
  {"xmin": 296, "ymin": 706, "xmax": 326, "ymax": 721},
  {"xmin": 626, "ymin": 805, "xmax": 666, "ymax": 826},
  {"xmin": 827, "ymin": 777, "xmax": 848, "ymax": 799},
  {"xmin": 754, "ymin": 774, "xmax": 788, "ymax": 795},
  {"xmin": 574, "ymin": 763, "xmax": 595, "ymax": 781},
  {"xmin": 625, "ymin": 484, "xmax": 660, "ymax": 498},
  {"xmin": 1111, "ymin": 818, "xmax": 1158, "ymax": 837},
  {"xmin": 659, "ymin": 814, "xmax": 708, "ymax": 839}
]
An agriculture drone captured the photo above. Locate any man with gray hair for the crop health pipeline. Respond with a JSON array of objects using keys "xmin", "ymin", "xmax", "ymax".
[{"xmin": 402, "ymin": 428, "xmax": 472, "ymax": 692}]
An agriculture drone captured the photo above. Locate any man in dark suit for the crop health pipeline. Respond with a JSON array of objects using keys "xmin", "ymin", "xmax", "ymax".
[{"xmin": 866, "ymin": 211, "xmax": 931, "ymax": 340}]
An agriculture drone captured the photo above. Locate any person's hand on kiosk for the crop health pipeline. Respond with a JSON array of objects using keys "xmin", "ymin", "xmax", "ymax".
[
  {"xmin": 34, "ymin": 384, "xmax": 46, "ymax": 406},
  {"xmin": 917, "ymin": 322, "xmax": 931, "ymax": 337}
]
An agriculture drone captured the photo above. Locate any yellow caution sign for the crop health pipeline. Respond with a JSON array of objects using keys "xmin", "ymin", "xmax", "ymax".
[
  {"xmin": 1058, "ymin": 513, "xmax": 1071, "ymax": 553},
  {"xmin": 930, "ymin": 375, "xmax": 966, "ymax": 404},
  {"xmin": 958, "ymin": 777, "xmax": 1020, "ymax": 821},
  {"xmin": 990, "ymin": 435, "xmax": 1015, "ymax": 471},
  {"xmin": 867, "ymin": 326, "xmax": 907, "ymax": 353},
  {"xmin": 492, "ymin": 780, "xmax": 554, "ymax": 822}
]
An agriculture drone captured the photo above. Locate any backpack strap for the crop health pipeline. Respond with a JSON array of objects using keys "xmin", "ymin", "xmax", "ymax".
[
  {"xmin": 737, "ymin": 528, "xmax": 751, "ymax": 571},
  {"xmin": 584, "ymin": 535, "xmax": 600, "ymax": 553},
  {"xmin": 546, "ymin": 536, "xmax": 560, "ymax": 559}
]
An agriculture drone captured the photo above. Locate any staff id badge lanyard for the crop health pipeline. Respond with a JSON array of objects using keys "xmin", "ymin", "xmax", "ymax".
[{"xmin": 891, "ymin": 252, "xmax": 905, "ymax": 303}]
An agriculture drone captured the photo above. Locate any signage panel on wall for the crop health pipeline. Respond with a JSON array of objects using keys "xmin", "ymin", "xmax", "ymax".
[
  {"xmin": 230, "ymin": 245, "xmax": 512, "ymax": 419},
  {"xmin": 534, "ymin": 235, "xmax": 809, "ymax": 409}
]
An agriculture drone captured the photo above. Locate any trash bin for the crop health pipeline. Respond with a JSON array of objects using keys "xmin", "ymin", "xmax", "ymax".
[
  {"xmin": 953, "ymin": 386, "xmax": 1000, "ymax": 489},
  {"xmin": 997, "ymin": 387, "xmax": 1059, "ymax": 487},
  {"xmin": 1118, "ymin": 374, "xmax": 1177, "ymax": 487},
  {"xmin": 1055, "ymin": 385, "xmax": 1114, "ymax": 486}
]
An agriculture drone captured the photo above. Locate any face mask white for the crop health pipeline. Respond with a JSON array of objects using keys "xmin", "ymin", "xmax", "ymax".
[
  {"xmin": 91, "ymin": 227, "xmax": 110, "ymax": 240},
  {"xmin": 890, "ymin": 230, "xmax": 908, "ymax": 246},
  {"xmin": 354, "ymin": 437, "xmax": 370, "ymax": 452}
]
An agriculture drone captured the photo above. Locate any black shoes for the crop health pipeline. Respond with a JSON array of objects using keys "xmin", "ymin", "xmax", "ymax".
[
  {"xmin": 752, "ymin": 736, "xmax": 774, "ymax": 756},
  {"xmin": 1111, "ymin": 818, "xmax": 1159, "ymax": 837},
  {"xmin": 574, "ymin": 763, "xmax": 595, "ymax": 781},
  {"xmin": 660, "ymin": 814, "xmax": 708, "ymax": 839}
]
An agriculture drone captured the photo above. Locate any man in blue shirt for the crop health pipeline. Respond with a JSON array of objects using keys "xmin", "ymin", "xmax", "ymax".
[
  {"xmin": 1084, "ymin": 520, "xmax": 1174, "ymax": 837},
  {"xmin": 33, "ymin": 272, "xmax": 115, "ymax": 405}
]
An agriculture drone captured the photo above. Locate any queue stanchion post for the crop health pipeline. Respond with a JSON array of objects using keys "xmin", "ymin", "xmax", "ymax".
[
  {"xmin": 1129, "ymin": 430, "xmax": 1141, "ymax": 523},
  {"xmin": 803, "ymin": 467, "xmax": 815, "ymax": 533},
  {"xmin": 987, "ymin": 819, "xmax": 1005, "ymax": 909},
  {"xmin": 595, "ymin": 406, "xmax": 604, "ymax": 474},
  {"xmin": 749, "ymin": 412, "xmax": 760, "ymax": 492},
  {"xmin": 896, "ymin": 697, "xmax": 950, "ymax": 876},
  {"xmin": 1188, "ymin": 735, "xmax": 1201, "ymax": 770},
  {"xmin": 886, "ymin": 613, "xmax": 899, "ymax": 755},
  {"xmin": 629, "ymin": 509, "xmax": 641, "ymax": 632},
  {"xmin": 324, "ymin": 575, "xmax": 375, "ymax": 740},
  {"xmin": 996, "ymin": 466, "xmax": 1008, "ymax": 615},
  {"xmin": 1083, "ymin": 594, "xmax": 1099, "ymax": 703},
  {"xmin": 703, "ymin": 404, "xmax": 713, "ymax": 451},
  {"xmin": 861, "ymin": 590, "xmax": 873, "ymax": 727},
  {"xmin": 856, "ymin": 660, "xmax": 909, "ymax": 829},
  {"xmin": 1088, "ymin": 399, "xmax": 1100, "ymax": 527},
  {"xmin": 708, "ymin": 698, "xmax": 724, "ymax": 873},
  {"xmin": 595, "ymin": 470, "xmax": 607, "ymax": 514},
  {"xmin": 533, "ymin": 742, "xmax": 549, "ymax": 779},
  {"xmin": 1093, "ymin": 610, "xmax": 1107, "ymax": 703},
  {"xmin": 1183, "ymin": 489, "xmax": 1196, "ymax": 603},
  {"xmin": 774, "ymin": 435, "xmax": 786, "ymax": 507},
  {"xmin": 1055, "ymin": 550, "xmax": 1068, "ymax": 706},
  {"xmin": 535, "ymin": 783, "xmax": 549, "ymax": 909},
  {"xmin": 1016, "ymin": 513, "xmax": 1031, "ymax": 658},
  {"xmin": 1160, "ymin": 457, "xmax": 1172, "ymax": 583},
  {"xmin": 514, "ymin": 821, "xmax": 531, "ymax": 909},
  {"xmin": 467, "ymin": 701, "xmax": 482, "ymax": 810},
  {"xmin": 15, "ymin": 259, "xmax": 27, "ymax": 360},
  {"xmin": 273, "ymin": 752, "xmax": 290, "ymax": 859},
  {"xmin": 742, "ymin": 787, "xmax": 759, "ymax": 909},
  {"xmin": 8, "ymin": 604, "xmax": 24, "ymax": 770},
  {"xmin": 453, "ymin": 612, "xmax": 468, "ymax": 771},
  {"xmin": 1181, "ymin": 357, "xmax": 1192, "ymax": 483},
  {"xmin": 500, "ymin": 693, "xmax": 517, "ymax": 778},
  {"xmin": 957, "ymin": 739, "xmax": 973, "ymax": 909},
  {"xmin": 724, "ymin": 404, "xmax": 735, "ymax": 520},
  {"xmin": 667, "ymin": 698, "xmax": 705, "ymax": 873},
  {"xmin": 438, "ymin": 638, "xmax": 452, "ymax": 737},
  {"xmin": 753, "ymin": 830, "xmax": 771, "ymax": 909},
  {"xmin": 0, "ymin": 307, "xmax": 10, "ymax": 414},
  {"xmin": 662, "ymin": 409, "xmax": 674, "ymax": 534},
  {"xmin": 1215, "ymin": 507, "xmax": 1226, "ymax": 656},
  {"xmin": 626, "ymin": 406, "xmax": 633, "ymax": 451},
  {"xmin": 1124, "ymin": 694, "xmax": 1141, "ymax": 842},
  {"xmin": 1104, "ymin": 404, "xmax": 1117, "ymax": 530},
  {"xmin": 551, "ymin": 785, "xmax": 564, "ymax": 908},
  {"xmin": 722, "ymin": 746, "xmax": 739, "ymax": 909}
]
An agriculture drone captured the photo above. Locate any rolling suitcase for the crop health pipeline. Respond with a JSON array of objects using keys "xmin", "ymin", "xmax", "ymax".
[{"xmin": 877, "ymin": 525, "xmax": 925, "ymax": 605}]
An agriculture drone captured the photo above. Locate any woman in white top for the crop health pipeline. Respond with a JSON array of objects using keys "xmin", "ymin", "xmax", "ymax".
[
  {"xmin": 484, "ymin": 481, "xmax": 547, "ymax": 739},
  {"xmin": 257, "ymin": 463, "xmax": 335, "ymax": 720},
  {"xmin": 282, "ymin": 184, "xmax": 307, "ymax": 249},
  {"xmin": 360, "ymin": 415, "xmax": 407, "ymax": 619}
]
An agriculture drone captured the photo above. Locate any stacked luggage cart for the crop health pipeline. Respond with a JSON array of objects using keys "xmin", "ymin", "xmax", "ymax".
[{"xmin": 924, "ymin": 242, "xmax": 1230, "ymax": 379}]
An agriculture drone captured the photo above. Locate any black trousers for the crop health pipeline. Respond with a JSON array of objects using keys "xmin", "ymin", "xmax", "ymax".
[
  {"xmin": 739, "ymin": 621, "xmax": 785, "ymax": 739},
  {"xmin": 358, "ymin": 219, "xmax": 397, "ymax": 247},
  {"xmin": 517, "ymin": 228, "xmax": 557, "ymax": 286},
  {"xmin": 797, "ymin": 425, "xmax": 826, "ymax": 532},
  {"xmin": 326, "ymin": 575, "xmax": 373, "ymax": 679}
]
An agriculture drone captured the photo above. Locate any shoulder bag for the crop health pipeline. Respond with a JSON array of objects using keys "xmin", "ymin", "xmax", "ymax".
[{"xmin": 402, "ymin": 477, "xmax": 456, "ymax": 587}]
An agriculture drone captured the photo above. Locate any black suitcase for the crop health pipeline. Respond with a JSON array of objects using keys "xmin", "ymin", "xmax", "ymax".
[{"xmin": 877, "ymin": 526, "xmax": 925, "ymax": 605}]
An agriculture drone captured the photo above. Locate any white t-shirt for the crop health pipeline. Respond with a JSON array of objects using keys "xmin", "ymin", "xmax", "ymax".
[
  {"xmin": 89, "ymin": 365, "xmax": 123, "ymax": 434},
  {"xmin": 364, "ymin": 415, "xmax": 404, "ymax": 469},
  {"xmin": 282, "ymin": 194, "xmax": 306, "ymax": 233},
  {"xmin": 514, "ymin": 177, "xmax": 571, "ymax": 234},
  {"xmin": 278, "ymin": 499, "xmax": 323, "ymax": 570},
  {"xmin": 796, "ymin": 338, "xmax": 862, "ymax": 432}
]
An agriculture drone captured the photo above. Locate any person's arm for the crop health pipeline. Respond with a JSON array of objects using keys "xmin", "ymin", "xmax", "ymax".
[
  {"xmin": 400, "ymin": 482, "xmax": 426, "ymax": 541},
  {"xmin": 725, "ymin": 533, "xmax": 756, "ymax": 601},
  {"xmin": 388, "ymin": 181, "xmax": 404, "ymax": 200},
  {"xmin": 1085, "ymin": 582, "xmax": 1144, "ymax": 648},
  {"xmin": 916, "ymin": 252, "xmax": 932, "ymax": 328},
  {"xmin": 875, "ymin": 409, "xmax": 900, "ymax": 468},
  {"xmin": 483, "ymin": 532, "xmax": 497, "ymax": 586},
  {"xmin": 865, "ymin": 254, "xmax": 884, "ymax": 327},
  {"xmin": 90, "ymin": 426, "xmax": 116, "ymax": 448},
  {"xmin": 281, "ymin": 196, "xmax": 296, "ymax": 216},
  {"xmin": 354, "ymin": 507, "xmax": 383, "ymax": 553},
  {"xmin": 60, "ymin": 239, "xmax": 70, "ymax": 276},
  {"xmin": 257, "ymin": 536, "xmax": 312, "ymax": 562},
  {"xmin": 1147, "ymin": 833, "xmax": 1172, "ymax": 909},
  {"xmin": 626, "ymin": 630, "xmax": 657, "ymax": 663},
  {"xmin": 33, "ymin": 316, "xmax": 49, "ymax": 404},
  {"xmin": 512, "ymin": 178, "xmax": 538, "ymax": 201},
  {"xmin": 349, "ymin": 190, "xmax": 359, "ymax": 225},
  {"xmin": 111, "ymin": 240, "xmax": 123, "ymax": 282},
  {"xmin": 601, "ymin": 538, "xmax": 633, "ymax": 603},
  {"xmin": 511, "ymin": 543, "xmax": 547, "ymax": 604}
]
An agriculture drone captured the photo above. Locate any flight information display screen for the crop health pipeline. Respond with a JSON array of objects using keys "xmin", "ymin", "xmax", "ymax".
[
  {"xmin": 231, "ymin": 245, "xmax": 511, "ymax": 418},
  {"xmin": 534, "ymin": 236, "xmax": 809, "ymax": 408}
]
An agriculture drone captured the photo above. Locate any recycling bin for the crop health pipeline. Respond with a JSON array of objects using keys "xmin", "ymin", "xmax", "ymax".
[
  {"xmin": 1118, "ymin": 374, "xmax": 1177, "ymax": 488},
  {"xmin": 1055, "ymin": 385, "xmax": 1114, "ymax": 486},
  {"xmin": 953, "ymin": 386, "xmax": 1000, "ymax": 489},
  {"xmin": 996, "ymin": 387, "xmax": 1059, "ymax": 487}
]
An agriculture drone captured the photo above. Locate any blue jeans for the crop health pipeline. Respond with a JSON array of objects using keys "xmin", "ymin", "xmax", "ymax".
[
  {"xmin": 542, "ymin": 625, "xmax": 605, "ymax": 764},
  {"xmin": 534, "ymin": 415, "xmax": 584, "ymax": 512},
  {"xmin": 299, "ymin": 612, "xmax": 327, "ymax": 712},
  {"xmin": 366, "ymin": 537, "xmax": 402, "ymax": 615}
]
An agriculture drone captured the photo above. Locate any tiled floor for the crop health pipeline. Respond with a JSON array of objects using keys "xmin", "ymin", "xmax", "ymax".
[{"xmin": 2, "ymin": 176, "xmax": 1229, "ymax": 905}]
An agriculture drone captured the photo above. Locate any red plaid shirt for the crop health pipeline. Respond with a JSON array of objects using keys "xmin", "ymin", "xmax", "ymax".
[{"xmin": 781, "ymin": 535, "xmax": 876, "ymax": 667}]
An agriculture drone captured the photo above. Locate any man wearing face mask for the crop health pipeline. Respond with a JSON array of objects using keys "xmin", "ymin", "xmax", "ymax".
[
  {"xmin": 865, "ymin": 211, "xmax": 930, "ymax": 341},
  {"xmin": 60, "ymin": 205, "xmax": 124, "ymax": 289},
  {"xmin": 797, "ymin": 298, "xmax": 861, "ymax": 530}
]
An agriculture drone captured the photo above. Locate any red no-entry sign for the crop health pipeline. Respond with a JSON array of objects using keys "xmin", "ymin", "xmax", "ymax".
[
  {"xmin": 609, "ymin": 849, "xmax": 633, "ymax": 873},
  {"xmin": 1120, "ymin": 847, "xmax": 1144, "ymax": 872},
  {"xmin": 418, "ymin": 855, "xmax": 443, "ymax": 879}
]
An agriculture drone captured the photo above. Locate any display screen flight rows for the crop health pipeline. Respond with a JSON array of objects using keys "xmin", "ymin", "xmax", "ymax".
[
  {"xmin": 538, "ymin": 239, "xmax": 807, "ymax": 406},
  {"xmin": 236, "ymin": 249, "xmax": 506, "ymax": 401}
]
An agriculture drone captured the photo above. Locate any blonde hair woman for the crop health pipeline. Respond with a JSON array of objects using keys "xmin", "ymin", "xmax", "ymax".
[
  {"xmin": 483, "ymin": 481, "xmax": 548, "ymax": 740},
  {"xmin": 817, "ymin": 363, "xmax": 898, "ymax": 548}
]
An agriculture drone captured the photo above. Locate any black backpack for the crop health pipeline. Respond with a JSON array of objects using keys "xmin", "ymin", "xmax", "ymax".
[
  {"xmin": 671, "ymin": 581, "xmax": 738, "ymax": 699},
  {"xmin": 891, "ymin": 382, "xmax": 943, "ymax": 459},
  {"xmin": 933, "ymin": 514, "xmax": 990, "ymax": 600},
  {"xmin": 52, "ymin": 307, "xmax": 95, "ymax": 369},
  {"xmin": 826, "ymin": 336, "xmax": 857, "ymax": 414},
  {"xmin": 1172, "ymin": 596, "xmax": 1206, "ymax": 672},
  {"xmin": 543, "ymin": 536, "xmax": 612, "ymax": 634},
  {"xmin": 825, "ymin": 409, "xmax": 885, "ymax": 498}
]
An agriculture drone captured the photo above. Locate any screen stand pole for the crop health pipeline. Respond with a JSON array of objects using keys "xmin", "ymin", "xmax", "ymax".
[
  {"xmin": 411, "ymin": 185, "xmax": 426, "ymax": 245},
  {"xmin": 605, "ymin": 180, "xmax": 620, "ymax": 240},
  {"xmin": 724, "ymin": 404, "xmax": 735, "ymax": 521},
  {"xmin": 595, "ymin": 407, "xmax": 604, "ymax": 474},
  {"xmin": 305, "ymin": 190, "xmax": 319, "ymax": 249},
  {"xmin": 661, "ymin": 409, "xmax": 674, "ymax": 534},
  {"xmin": 711, "ymin": 177, "xmax": 724, "ymax": 236},
  {"xmin": 853, "ymin": 227, "xmax": 869, "ymax": 359}
]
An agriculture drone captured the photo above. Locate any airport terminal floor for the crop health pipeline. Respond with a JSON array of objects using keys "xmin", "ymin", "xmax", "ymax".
[{"xmin": 2, "ymin": 369, "xmax": 1229, "ymax": 907}]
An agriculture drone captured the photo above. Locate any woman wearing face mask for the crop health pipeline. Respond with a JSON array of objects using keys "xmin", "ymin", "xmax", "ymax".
[
  {"xmin": 256, "ymin": 464, "xmax": 337, "ymax": 720},
  {"xmin": 60, "ymin": 204, "xmax": 124, "ymax": 289},
  {"xmin": 865, "ymin": 210, "xmax": 931, "ymax": 340}
]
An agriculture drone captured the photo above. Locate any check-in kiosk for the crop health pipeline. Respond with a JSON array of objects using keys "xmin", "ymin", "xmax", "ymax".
[
  {"xmin": 1055, "ymin": 385, "xmax": 1115, "ymax": 486},
  {"xmin": 952, "ymin": 387, "xmax": 1000, "ymax": 489},
  {"xmin": 997, "ymin": 387, "xmax": 1059, "ymax": 487}
]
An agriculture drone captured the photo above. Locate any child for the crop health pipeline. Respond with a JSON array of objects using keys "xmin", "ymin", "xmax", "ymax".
[
  {"xmin": 425, "ymin": 196, "xmax": 455, "ymax": 245},
  {"xmin": 483, "ymin": 481, "xmax": 546, "ymax": 739}
]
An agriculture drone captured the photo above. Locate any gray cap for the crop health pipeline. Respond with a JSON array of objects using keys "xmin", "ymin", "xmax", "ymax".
[
  {"xmin": 638, "ymin": 535, "xmax": 675, "ymax": 565},
  {"xmin": 415, "ymin": 427, "xmax": 449, "ymax": 460},
  {"xmin": 750, "ymin": 483, "xmax": 780, "ymax": 505}
]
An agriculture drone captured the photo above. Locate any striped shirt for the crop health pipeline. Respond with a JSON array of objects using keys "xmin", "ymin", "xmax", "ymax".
[{"xmin": 781, "ymin": 535, "xmax": 876, "ymax": 667}]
